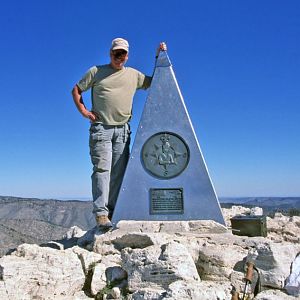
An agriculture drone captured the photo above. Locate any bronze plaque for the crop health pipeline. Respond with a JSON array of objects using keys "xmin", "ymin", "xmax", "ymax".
[
  {"xmin": 150, "ymin": 188, "xmax": 184, "ymax": 214},
  {"xmin": 142, "ymin": 132, "xmax": 190, "ymax": 179}
]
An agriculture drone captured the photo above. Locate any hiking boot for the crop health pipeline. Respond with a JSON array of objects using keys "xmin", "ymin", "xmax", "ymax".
[{"xmin": 95, "ymin": 215, "xmax": 113, "ymax": 229}]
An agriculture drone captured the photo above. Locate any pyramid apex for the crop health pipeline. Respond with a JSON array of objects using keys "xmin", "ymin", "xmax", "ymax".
[{"xmin": 156, "ymin": 51, "xmax": 172, "ymax": 67}]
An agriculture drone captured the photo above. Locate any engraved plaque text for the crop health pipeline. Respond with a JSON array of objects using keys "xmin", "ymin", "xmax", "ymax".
[{"xmin": 150, "ymin": 188, "xmax": 184, "ymax": 214}]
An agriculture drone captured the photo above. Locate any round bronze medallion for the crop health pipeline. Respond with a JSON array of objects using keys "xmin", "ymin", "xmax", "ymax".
[{"xmin": 141, "ymin": 132, "xmax": 190, "ymax": 179}]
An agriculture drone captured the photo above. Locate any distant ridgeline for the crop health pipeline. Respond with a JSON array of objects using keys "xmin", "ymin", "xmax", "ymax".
[
  {"xmin": 1, "ymin": 196, "xmax": 299, "ymax": 221},
  {"xmin": 0, "ymin": 195, "xmax": 300, "ymax": 256},
  {"xmin": 0, "ymin": 196, "xmax": 94, "ymax": 257},
  {"xmin": 0, "ymin": 196, "xmax": 94, "ymax": 229},
  {"xmin": 219, "ymin": 197, "xmax": 300, "ymax": 216}
]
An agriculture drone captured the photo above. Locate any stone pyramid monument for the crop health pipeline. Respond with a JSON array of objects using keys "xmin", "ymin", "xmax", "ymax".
[{"xmin": 112, "ymin": 51, "xmax": 225, "ymax": 225}]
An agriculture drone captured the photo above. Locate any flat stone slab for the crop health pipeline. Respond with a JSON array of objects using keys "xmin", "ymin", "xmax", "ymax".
[{"xmin": 115, "ymin": 220, "xmax": 228, "ymax": 234}]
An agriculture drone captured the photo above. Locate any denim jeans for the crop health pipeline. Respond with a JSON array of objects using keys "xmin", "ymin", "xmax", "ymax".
[{"xmin": 89, "ymin": 123, "xmax": 130, "ymax": 218}]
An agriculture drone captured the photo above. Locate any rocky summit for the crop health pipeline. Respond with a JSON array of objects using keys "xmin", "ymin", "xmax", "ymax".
[{"xmin": 0, "ymin": 206, "xmax": 300, "ymax": 300}]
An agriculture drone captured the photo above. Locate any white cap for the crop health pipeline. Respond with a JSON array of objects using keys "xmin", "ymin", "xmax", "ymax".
[{"xmin": 111, "ymin": 38, "xmax": 129, "ymax": 52}]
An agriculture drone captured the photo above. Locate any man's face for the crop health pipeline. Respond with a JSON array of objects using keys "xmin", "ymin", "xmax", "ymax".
[{"xmin": 110, "ymin": 49, "xmax": 128, "ymax": 69}]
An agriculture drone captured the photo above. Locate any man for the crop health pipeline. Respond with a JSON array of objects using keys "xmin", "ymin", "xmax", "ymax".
[{"xmin": 72, "ymin": 38, "xmax": 166, "ymax": 229}]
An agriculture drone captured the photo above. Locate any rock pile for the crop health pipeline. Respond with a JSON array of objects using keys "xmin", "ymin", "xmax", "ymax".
[{"xmin": 0, "ymin": 206, "xmax": 300, "ymax": 299}]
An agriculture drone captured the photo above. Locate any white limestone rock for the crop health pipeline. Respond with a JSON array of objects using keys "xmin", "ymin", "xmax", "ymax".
[
  {"xmin": 50, "ymin": 291, "xmax": 93, "ymax": 299},
  {"xmin": 129, "ymin": 288, "xmax": 167, "ymax": 300},
  {"xmin": 291, "ymin": 216, "xmax": 300, "ymax": 227},
  {"xmin": 158, "ymin": 221, "xmax": 190, "ymax": 233},
  {"xmin": 64, "ymin": 226, "xmax": 86, "ymax": 239},
  {"xmin": 222, "ymin": 205, "xmax": 251, "ymax": 226},
  {"xmin": 2, "ymin": 213, "xmax": 300, "ymax": 300},
  {"xmin": 168, "ymin": 280, "xmax": 232, "ymax": 300},
  {"xmin": 267, "ymin": 214, "xmax": 300, "ymax": 243},
  {"xmin": 188, "ymin": 220, "xmax": 228, "ymax": 233},
  {"xmin": 163, "ymin": 280, "xmax": 203, "ymax": 300},
  {"xmin": 101, "ymin": 253, "xmax": 122, "ymax": 267},
  {"xmin": 93, "ymin": 230, "xmax": 173, "ymax": 255},
  {"xmin": 250, "ymin": 207, "xmax": 264, "ymax": 216},
  {"xmin": 254, "ymin": 289, "xmax": 297, "ymax": 300},
  {"xmin": 71, "ymin": 245, "xmax": 102, "ymax": 275},
  {"xmin": 90, "ymin": 254, "xmax": 126, "ymax": 296},
  {"xmin": 130, "ymin": 280, "xmax": 232, "ymax": 300},
  {"xmin": 254, "ymin": 241, "xmax": 300, "ymax": 289},
  {"xmin": 116, "ymin": 220, "xmax": 228, "ymax": 234},
  {"xmin": 0, "ymin": 244, "xmax": 85, "ymax": 299},
  {"xmin": 90, "ymin": 263, "xmax": 107, "ymax": 296},
  {"xmin": 110, "ymin": 286, "xmax": 121, "ymax": 299},
  {"xmin": 122, "ymin": 241, "xmax": 200, "ymax": 291},
  {"xmin": 116, "ymin": 220, "xmax": 161, "ymax": 232},
  {"xmin": 283, "ymin": 222, "xmax": 300, "ymax": 243},
  {"xmin": 195, "ymin": 233, "xmax": 248, "ymax": 280}
]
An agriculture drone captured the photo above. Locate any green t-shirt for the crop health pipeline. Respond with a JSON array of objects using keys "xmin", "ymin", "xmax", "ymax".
[{"xmin": 77, "ymin": 64, "xmax": 151, "ymax": 125}]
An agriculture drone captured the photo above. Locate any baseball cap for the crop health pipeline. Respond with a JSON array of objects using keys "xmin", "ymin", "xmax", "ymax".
[{"xmin": 111, "ymin": 38, "xmax": 129, "ymax": 52}]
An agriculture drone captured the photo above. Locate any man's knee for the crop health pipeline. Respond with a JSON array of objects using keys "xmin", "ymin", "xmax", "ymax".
[
  {"xmin": 91, "ymin": 154, "xmax": 111, "ymax": 173},
  {"xmin": 92, "ymin": 165, "xmax": 110, "ymax": 173}
]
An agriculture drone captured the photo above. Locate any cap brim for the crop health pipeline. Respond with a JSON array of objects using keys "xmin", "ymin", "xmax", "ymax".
[{"xmin": 111, "ymin": 46, "xmax": 128, "ymax": 52}]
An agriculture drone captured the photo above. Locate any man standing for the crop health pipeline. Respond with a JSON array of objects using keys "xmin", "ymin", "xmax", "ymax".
[{"xmin": 72, "ymin": 38, "xmax": 166, "ymax": 229}]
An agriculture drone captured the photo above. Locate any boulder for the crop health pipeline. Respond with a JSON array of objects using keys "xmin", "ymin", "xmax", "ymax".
[
  {"xmin": 254, "ymin": 289, "xmax": 297, "ymax": 300},
  {"xmin": 130, "ymin": 281, "xmax": 232, "ymax": 300},
  {"xmin": 93, "ymin": 230, "xmax": 173, "ymax": 254},
  {"xmin": 267, "ymin": 215, "xmax": 300, "ymax": 243},
  {"xmin": 64, "ymin": 225, "xmax": 86, "ymax": 239},
  {"xmin": 122, "ymin": 241, "xmax": 200, "ymax": 291},
  {"xmin": 195, "ymin": 233, "xmax": 248, "ymax": 280},
  {"xmin": 90, "ymin": 263, "xmax": 107, "ymax": 296},
  {"xmin": 90, "ymin": 253, "xmax": 125, "ymax": 296},
  {"xmin": 0, "ymin": 244, "xmax": 85, "ymax": 299},
  {"xmin": 129, "ymin": 288, "xmax": 167, "ymax": 300},
  {"xmin": 167, "ymin": 280, "xmax": 231, "ymax": 300},
  {"xmin": 254, "ymin": 241, "xmax": 300, "ymax": 289},
  {"xmin": 71, "ymin": 246, "xmax": 102, "ymax": 275}
]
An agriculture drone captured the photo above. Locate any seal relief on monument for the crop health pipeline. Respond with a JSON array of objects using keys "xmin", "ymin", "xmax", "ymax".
[{"xmin": 141, "ymin": 132, "xmax": 190, "ymax": 179}]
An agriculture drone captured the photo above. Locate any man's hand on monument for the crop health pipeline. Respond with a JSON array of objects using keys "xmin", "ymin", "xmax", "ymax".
[
  {"xmin": 160, "ymin": 42, "xmax": 167, "ymax": 51},
  {"xmin": 156, "ymin": 42, "xmax": 167, "ymax": 57}
]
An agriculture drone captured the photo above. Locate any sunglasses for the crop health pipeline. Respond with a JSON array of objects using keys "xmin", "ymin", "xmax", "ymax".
[{"xmin": 113, "ymin": 50, "xmax": 127, "ymax": 59}]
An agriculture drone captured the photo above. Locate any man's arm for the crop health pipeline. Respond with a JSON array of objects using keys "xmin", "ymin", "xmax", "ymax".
[
  {"xmin": 71, "ymin": 85, "xmax": 97, "ymax": 122},
  {"xmin": 137, "ymin": 42, "xmax": 168, "ymax": 89}
]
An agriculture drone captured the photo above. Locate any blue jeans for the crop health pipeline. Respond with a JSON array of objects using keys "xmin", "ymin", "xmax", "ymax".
[{"xmin": 89, "ymin": 123, "xmax": 130, "ymax": 218}]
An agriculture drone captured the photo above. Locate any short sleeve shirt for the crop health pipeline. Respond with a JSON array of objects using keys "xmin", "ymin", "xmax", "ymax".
[{"xmin": 77, "ymin": 64, "xmax": 151, "ymax": 125}]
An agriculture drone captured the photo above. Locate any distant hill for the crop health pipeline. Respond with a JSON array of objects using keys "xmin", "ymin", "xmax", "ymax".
[
  {"xmin": 1, "ymin": 195, "xmax": 300, "ymax": 256},
  {"xmin": 0, "ymin": 219, "xmax": 70, "ymax": 257},
  {"xmin": 0, "ymin": 196, "xmax": 95, "ymax": 256},
  {"xmin": 0, "ymin": 196, "xmax": 94, "ymax": 229},
  {"xmin": 219, "ymin": 197, "xmax": 300, "ymax": 215},
  {"xmin": 220, "ymin": 196, "xmax": 300, "ymax": 206}
]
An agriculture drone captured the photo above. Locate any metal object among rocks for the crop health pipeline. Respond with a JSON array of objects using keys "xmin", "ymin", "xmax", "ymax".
[{"xmin": 230, "ymin": 215, "xmax": 267, "ymax": 237}]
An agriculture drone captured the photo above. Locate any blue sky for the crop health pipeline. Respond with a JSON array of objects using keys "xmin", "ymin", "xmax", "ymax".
[{"xmin": 0, "ymin": 0, "xmax": 299, "ymax": 199}]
